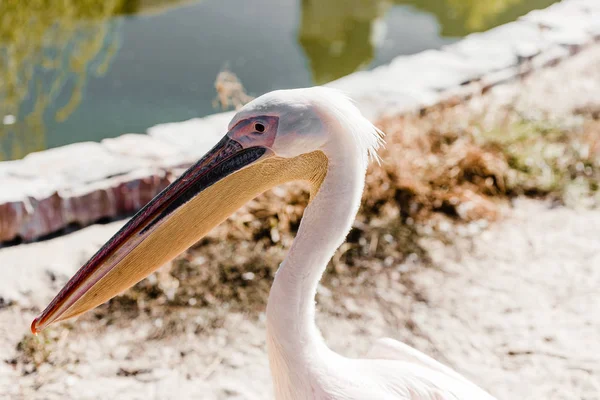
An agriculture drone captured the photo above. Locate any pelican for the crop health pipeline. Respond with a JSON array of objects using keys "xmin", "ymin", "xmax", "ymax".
[{"xmin": 32, "ymin": 87, "xmax": 496, "ymax": 399}]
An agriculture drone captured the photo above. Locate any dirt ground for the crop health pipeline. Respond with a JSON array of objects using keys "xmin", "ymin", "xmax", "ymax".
[
  {"xmin": 1, "ymin": 199, "xmax": 598, "ymax": 400},
  {"xmin": 2, "ymin": 46, "xmax": 600, "ymax": 400}
]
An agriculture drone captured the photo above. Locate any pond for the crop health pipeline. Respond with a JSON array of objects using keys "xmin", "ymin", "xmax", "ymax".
[{"xmin": 0, "ymin": 0, "xmax": 558, "ymax": 161}]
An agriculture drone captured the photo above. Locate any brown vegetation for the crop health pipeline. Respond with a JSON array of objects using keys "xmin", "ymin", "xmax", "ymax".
[
  {"xmin": 213, "ymin": 70, "xmax": 254, "ymax": 111},
  {"xmin": 85, "ymin": 97, "xmax": 600, "ymax": 335},
  {"xmin": 14, "ymin": 94, "xmax": 600, "ymax": 369}
]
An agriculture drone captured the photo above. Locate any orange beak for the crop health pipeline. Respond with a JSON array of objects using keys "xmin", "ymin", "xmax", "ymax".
[{"xmin": 31, "ymin": 133, "xmax": 328, "ymax": 334}]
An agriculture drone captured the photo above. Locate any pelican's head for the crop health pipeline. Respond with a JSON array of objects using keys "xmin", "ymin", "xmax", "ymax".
[
  {"xmin": 31, "ymin": 87, "xmax": 383, "ymax": 334},
  {"xmin": 229, "ymin": 87, "xmax": 382, "ymax": 161}
]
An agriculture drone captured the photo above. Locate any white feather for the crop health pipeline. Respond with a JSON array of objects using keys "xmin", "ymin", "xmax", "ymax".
[{"xmin": 254, "ymin": 88, "xmax": 495, "ymax": 400}]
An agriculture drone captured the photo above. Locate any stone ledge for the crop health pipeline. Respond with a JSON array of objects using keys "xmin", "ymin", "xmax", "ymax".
[
  {"xmin": 1, "ymin": 0, "xmax": 598, "ymax": 244},
  {"xmin": 0, "ymin": 169, "xmax": 171, "ymax": 242}
]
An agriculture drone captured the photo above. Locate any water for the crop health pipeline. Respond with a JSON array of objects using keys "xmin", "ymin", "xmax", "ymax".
[{"xmin": 0, "ymin": 0, "xmax": 558, "ymax": 161}]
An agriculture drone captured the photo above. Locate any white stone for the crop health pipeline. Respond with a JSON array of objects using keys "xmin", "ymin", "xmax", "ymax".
[
  {"xmin": 148, "ymin": 112, "xmax": 234, "ymax": 160},
  {"xmin": 13, "ymin": 142, "xmax": 144, "ymax": 188},
  {"xmin": 101, "ymin": 133, "xmax": 183, "ymax": 167},
  {"xmin": 2, "ymin": 115, "xmax": 15, "ymax": 125}
]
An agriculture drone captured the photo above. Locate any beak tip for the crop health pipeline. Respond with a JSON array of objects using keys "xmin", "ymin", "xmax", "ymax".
[{"xmin": 31, "ymin": 316, "xmax": 42, "ymax": 335}]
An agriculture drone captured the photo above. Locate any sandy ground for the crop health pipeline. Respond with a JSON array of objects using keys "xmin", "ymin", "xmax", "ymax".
[
  {"xmin": 2, "ymin": 44, "xmax": 600, "ymax": 400},
  {"xmin": 0, "ymin": 199, "xmax": 598, "ymax": 400}
]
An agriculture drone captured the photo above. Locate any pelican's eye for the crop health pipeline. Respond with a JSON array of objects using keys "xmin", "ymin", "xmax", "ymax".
[{"xmin": 254, "ymin": 122, "xmax": 266, "ymax": 133}]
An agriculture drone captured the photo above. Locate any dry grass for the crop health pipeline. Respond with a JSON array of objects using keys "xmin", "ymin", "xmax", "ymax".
[
  {"xmin": 9, "ymin": 326, "xmax": 73, "ymax": 375},
  {"xmin": 14, "ymin": 97, "xmax": 600, "ymax": 365},
  {"xmin": 87, "ymin": 96, "xmax": 600, "ymax": 334},
  {"xmin": 213, "ymin": 69, "xmax": 254, "ymax": 110},
  {"xmin": 368, "ymin": 111, "xmax": 507, "ymax": 224},
  {"xmin": 370, "ymin": 101, "xmax": 600, "ymax": 222}
]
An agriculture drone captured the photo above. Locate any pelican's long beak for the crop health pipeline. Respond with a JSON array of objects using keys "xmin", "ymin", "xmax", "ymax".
[{"xmin": 31, "ymin": 134, "xmax": 327, "ymax": 334}]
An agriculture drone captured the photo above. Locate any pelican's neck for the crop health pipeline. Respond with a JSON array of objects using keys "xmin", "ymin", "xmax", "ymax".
[{"xmin": 266, "ymin": 142, "xmax": 367, "ymax": 362}]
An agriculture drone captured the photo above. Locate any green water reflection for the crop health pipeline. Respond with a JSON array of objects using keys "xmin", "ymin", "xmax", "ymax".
[
  {"xmin": 0, "ymin": 0, "xmax": 189, "ymax": 160},
  {"xmin": 0, "ymin": 0, "xmax": 558, "ymax": 161},
  {"xmin": 299, "ymin": 0, "xmax": 558, "ymax": 84},
  {"xmin": 403, "ymin": 0, "xmax": 558, "ymax": 36},
  {"xmin": 299, "ymin": 0, "xmax": 388, "ymax": 85}
]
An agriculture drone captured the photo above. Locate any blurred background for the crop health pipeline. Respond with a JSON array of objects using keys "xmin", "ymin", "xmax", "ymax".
[
  {"xmin": 0, "ymin": 0, "xmax": 557, "ymax": 161},
  {"xmin": 2, "ymin": 1, "xmax": 600, "ymax": 399}
]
